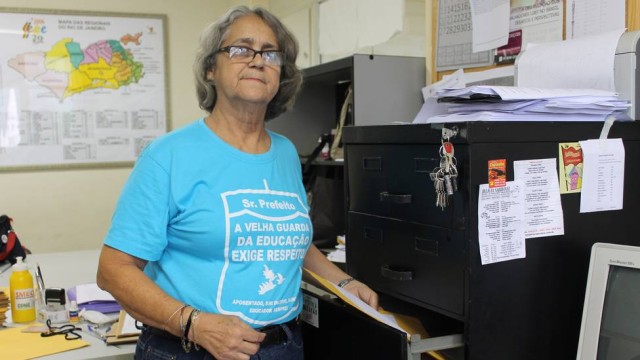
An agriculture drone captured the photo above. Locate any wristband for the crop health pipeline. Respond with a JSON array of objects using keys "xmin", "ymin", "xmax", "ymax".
[
  {"xmin": 337, "ymin": 277, "xmax": 356, "ymax": 288},
  {"xmin": 182, "ymin": 308, "xmax": 196, "ymax": 353}
]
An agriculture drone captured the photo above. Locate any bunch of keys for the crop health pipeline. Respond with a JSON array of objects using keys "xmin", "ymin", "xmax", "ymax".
[{"xmin": 430, "ymin": 134, "xmax": 459, "ymax": 210}]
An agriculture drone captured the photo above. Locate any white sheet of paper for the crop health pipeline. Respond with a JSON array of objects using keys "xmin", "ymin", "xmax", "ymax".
[
  {"xmin": 331, "ymin": 283, "xmax": 404, "ymax": 333},
  {"xmin": 490, "ymin": 86, "xmax": 617, "ymax": 100},
  {"xmin": 469, "ymin": 0, "xmax": 510, "ymax": 52},
  {"xmin": 513, "ymin": 158, "xmax": 565, "ymax": 238},
  {"xmin": 565, "ymin": 0, "xmax": 626, "ymax": 39},
  {"xmin": 75, "ymin": 283, "xmax": 116, "ymax": 304},
  {"xmin": 579, "ymin": 139, "xmax": 625, "ymax": 213},
  {"xmin": 477, "ymin": 181, "xmax": 527, "ymax": 265},
  {"xmin": 412, "ymin": 97, "xmax": 450, "ymax": 124},
  {"xmin": 421, "ymin": 69, "xmax": 465, "ymax": 101},
  {"xmin": 516, "ymin": 29, "xmax": 625, "ymax": 92}
]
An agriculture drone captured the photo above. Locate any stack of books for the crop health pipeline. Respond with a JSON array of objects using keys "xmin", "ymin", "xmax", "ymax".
[{"xmin": 0, "ymin": 289, "xmax": 8, "ymax": 325}]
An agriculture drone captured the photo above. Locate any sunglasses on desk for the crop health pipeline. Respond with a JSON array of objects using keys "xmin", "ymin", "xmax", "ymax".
[{"xmin": 41, "ymin": 319, "xmax": 82, "ymax": 340}]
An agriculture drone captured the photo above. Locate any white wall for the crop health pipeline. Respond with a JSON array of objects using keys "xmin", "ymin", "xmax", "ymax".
[
  {"xmin": 270, "ymin": 0, "xmax": 426, "ymax": 66},
  {"xmin": 0, "ymin": 0, "xmax": 232, "ymax": 253},
  {"xmin": 1, "ymin": 0, "xmax": 430, "ymax": 254}
]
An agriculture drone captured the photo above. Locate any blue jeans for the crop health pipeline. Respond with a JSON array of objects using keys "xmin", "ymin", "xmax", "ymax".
[{"xmin": 134, "ymin": 323, "xmax": 304, "ymax": 360}]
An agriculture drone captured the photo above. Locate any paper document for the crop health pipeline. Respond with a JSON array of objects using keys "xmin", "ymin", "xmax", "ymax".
[
  {"xmin": 469, "ymin": 0, "xmax": 509, "ymax": 52},
  {"xmin": 415, "ymin": 85, "xmax": 630, "ymax": 124},
  {"xmin": 412, "ymin": 98, "xmax": 451, "ymax": 124},
  {"xmin": 425, "ymin": 111, "xmax": 628, "ymax": 123},
  {"xmin": 513, "ymin": 159, "xmax": 564, "ymax": 238},
  {"xmin": 516, "ymin": 29, "xmax": 625, "ymax": 91},
  {"xmin": 75, "ymin": 283, "xmax": 116, "ymax": 303},
  {"xmin": 68, "ymin": 283, "xmax": 122, "ymax": 313},
  {"xmin": 566, "ymin": 0, "xmax": 626, "ymax": 39},
  {"xmin": 436, "ymin": 85, "xmax": 618, "ymax": 100},
  {"xmin": 2, "ymin": 325, "xmax": 89, "ymax": 359},
  {"xmin": 478, "ymin": 181, "xmax": 527, "ymax": 265},
  {"xmin": 422, "ymin": 69, "xmax": 465, "ymax": 101},
  {"xmin": 579, "ymin": 139, "xmax": 625, "ymax": 213},
  {"xmin": 304, "ymin": 268, "xmax": 404, "ymax": 332}
]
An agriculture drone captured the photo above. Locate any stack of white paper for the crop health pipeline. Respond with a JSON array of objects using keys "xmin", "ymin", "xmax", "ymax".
[{"xmin": 413, "ymin": 85, "xmax": 631, "ymax": 124}]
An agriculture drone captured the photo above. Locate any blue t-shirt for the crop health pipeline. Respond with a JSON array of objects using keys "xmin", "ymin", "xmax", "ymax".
[{"xmin": 104, "ymin": 118, "xmax": 312, "ymax": 327}]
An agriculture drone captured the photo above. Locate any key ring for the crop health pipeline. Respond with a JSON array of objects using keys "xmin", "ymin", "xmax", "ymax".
[{"xmin": 40, "ymin": 319, "xmax": 82, "ymax": 340}]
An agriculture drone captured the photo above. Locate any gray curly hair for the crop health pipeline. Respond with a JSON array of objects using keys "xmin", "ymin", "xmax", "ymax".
[{"xmin": 193, "ymin": 6, "xmax": 303, "ymax": 120}]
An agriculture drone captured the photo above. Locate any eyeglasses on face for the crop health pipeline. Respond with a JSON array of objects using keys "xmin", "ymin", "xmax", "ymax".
[{"xmin": 218, "ymin": 46, "xmax": 284, "ymax": 66}]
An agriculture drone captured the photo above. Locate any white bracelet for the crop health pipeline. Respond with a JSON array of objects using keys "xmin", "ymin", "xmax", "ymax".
[{"xmin": 337, "ymin": 277, "xmax": 356, "ymax": 288}]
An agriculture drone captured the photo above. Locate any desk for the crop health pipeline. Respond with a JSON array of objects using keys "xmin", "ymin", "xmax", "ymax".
[{"xmin": 0, "ymin": 249, "xmax": 135, "ymax": 360}]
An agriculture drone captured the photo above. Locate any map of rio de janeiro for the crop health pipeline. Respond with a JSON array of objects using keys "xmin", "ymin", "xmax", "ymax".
[
  {"xmin": 0, "ymin": 11, "xmax": 167, "ymax": 168},
  {"xmin": 8, "ymin": 34, "xmax": 144, "ymax": 101}
]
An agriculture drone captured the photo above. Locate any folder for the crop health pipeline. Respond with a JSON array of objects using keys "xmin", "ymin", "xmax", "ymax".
[{"xmin": 67, "ymin": 283, "xmax": 122, "ymax": 314}]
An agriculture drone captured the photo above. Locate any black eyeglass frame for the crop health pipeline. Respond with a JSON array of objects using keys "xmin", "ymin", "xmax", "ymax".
[{"xmin": 217, "ymin": 45, "xmax": 284, "ymax": 65}]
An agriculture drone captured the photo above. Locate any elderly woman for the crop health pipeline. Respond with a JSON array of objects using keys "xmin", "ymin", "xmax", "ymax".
[{"xmin": 97, "ymin": 6, "xmax": 377, "ymax": 360}]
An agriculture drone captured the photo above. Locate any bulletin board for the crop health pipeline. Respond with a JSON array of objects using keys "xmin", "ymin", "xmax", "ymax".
[
  {"xmin": 0, "ymin": 8, "xmax": 169, "ymax": 171},
  {"xmin": 430, "ymin": 0, "xmax": 640, "ymax": 82}
]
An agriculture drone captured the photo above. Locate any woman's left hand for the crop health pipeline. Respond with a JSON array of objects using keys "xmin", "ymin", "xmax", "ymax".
[{"xmin": 342, "ymin": 280, "xmax": 379, "ymax": 310}]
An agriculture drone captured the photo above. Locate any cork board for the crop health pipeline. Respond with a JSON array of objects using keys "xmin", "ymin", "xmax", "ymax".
[{"xmin": 431, "ymin": 0, "xmax": 639, "ymax": 82}]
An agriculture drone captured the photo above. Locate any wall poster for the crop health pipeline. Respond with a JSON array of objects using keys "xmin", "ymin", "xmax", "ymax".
[{"xmin": 0, "ymin": 8, "xmax": 168, "ymax": 170}]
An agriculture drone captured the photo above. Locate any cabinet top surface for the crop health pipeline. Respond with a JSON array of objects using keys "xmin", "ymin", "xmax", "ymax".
[{"xmin": 342, "ymin": 121, "xmax": 640, "ymax": 144}]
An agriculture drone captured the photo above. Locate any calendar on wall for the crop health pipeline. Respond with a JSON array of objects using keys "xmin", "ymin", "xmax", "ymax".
[{"xmin": 436, "ymin": 0, "xmax": 493, "ymax": 71}]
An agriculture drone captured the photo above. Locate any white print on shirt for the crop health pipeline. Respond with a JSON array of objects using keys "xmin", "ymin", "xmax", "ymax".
[
  {"xmin": 216, "ymin": 180, "xmax": 311, "ymax": 326},
  {"xmin": 258, "ymin": 264, "xmax": 285, "ymax": 295}
]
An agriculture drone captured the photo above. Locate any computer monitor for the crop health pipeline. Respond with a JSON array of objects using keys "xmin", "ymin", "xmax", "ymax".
[{"xmin": 576, "ymin": 242, "xmax": 640, "ymax": 360}]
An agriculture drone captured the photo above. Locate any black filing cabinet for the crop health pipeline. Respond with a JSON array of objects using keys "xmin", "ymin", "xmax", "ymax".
[{"xmin": 342, "ymin": 122, "xmax": 640, "ymax": 360}]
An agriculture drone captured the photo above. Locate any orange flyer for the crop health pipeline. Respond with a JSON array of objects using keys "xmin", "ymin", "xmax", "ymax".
[{"xmin": 488, "ymin": 159, "xmax": 507, "ymax": 188}]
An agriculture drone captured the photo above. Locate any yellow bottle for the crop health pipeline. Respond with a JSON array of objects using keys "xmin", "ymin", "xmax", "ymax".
[{"xmin": 9, "ymin": 256, "xmax": 36, "ymax": 323}]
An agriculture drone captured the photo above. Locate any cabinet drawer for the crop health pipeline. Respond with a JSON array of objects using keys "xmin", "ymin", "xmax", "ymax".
[
  {"xmin": 346, "ymin": 212, "xmax": 465, "ymax": 318},
  {"xmin": 301, "ymin": 287, "xmax": 409, "ymax": 359},
  {"xmin": 345, "ymin": 144, "xmax": 462, "ymax": 227}
]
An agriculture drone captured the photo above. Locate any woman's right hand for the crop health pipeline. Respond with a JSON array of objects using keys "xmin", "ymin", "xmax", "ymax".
[{"xmin": 193, "ymin": 313, "xmax": 266, "ymax": 360}]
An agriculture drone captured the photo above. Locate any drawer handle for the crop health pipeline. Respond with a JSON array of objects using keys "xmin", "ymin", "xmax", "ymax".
[
  {"xmin": 381, "ymin": 265, "xmax": 413, "ymax": 281},
  {"xmin": 364, "ymin": 227, "xmax": 383, "ymax": 243},
  {"xmin": 379, "ymin": 191, "xmax": 412, "ymax": 204}
]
